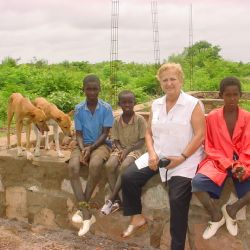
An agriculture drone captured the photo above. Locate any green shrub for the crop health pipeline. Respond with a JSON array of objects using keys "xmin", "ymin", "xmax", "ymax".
[{"xmin": 47, "ymin": 91, "xmax": 82, "ymax": 113}]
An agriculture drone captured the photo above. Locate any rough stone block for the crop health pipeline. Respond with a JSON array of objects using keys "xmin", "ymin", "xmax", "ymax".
[
  {"xmin": 61, "ymin": 178, "xmax": 86, "ymax": 195},
  {"xmin": 27, "ymin": 188, "xmax": 69, "ymax": 228},
  {"xmin": 0, "ymin": 192, "xmax": 5, "ymax": 217},
  {"xmin": 5, "ymin": 186, "xmax": 28, "ymax": 221},
  {"xmin": 0, "ymin": 175, "xmax": 4, "ymax": 192},
  {"xmin": 142, "ymin": 183, "xmax": 169, "ymax": 210},
  {"xmin": 33, "ymin": 208, "xmax": 59, "ymax": 229}
]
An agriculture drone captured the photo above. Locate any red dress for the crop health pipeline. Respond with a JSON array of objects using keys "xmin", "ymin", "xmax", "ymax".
[{"xmin": 197, "ymin": 107, "xmax": 250, "ymax": 186}]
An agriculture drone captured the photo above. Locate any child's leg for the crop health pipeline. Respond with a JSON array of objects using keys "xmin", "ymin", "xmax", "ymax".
[
  {"xmin": 105, "ymin": 155, "xmax": 120, "ymax": 192},
  {"xmin": 227, "ymin": 178, "xmax": 250, "ymax": 218},
  {"xmin": 85, "ymin": 145, "xmax": 110, "ymax": 202},
  {"xmin": 68, "ymin": 146, "xmax": 85, "ymax": 202},
  {"xmin": 109, "ymin": 156, "xmax": 135, "ymax": 202},
  {"xmin": 227, "ymin": 191, "xmax": 250, "ymax": 218},
  {"xmin": 195, "ymin": 192, "xmax": 223, "ymax": 221},
  {"xmin": 192, "ymin": 173, "xmax": 224, "ymax": 221},
  {"xmin": 83, "ymin": 145, "xmax": 110, "ymax": 217},
  {"xmin": 220, "ymin": 178, "xmax": 250, "ymax": 237}
]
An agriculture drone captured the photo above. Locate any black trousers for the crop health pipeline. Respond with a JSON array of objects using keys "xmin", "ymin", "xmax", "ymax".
[{"xmin": 121, "ymin": 162, "xmax": 192, "ymax": 250}]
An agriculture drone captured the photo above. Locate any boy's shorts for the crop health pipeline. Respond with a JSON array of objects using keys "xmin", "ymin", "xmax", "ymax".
[
  {"xmin": 70, "ymin": 144, "xmax": 111, "ymax": 164},
  {"xmin": 111, "ymin": 148, "xmax": 142, "ymax": 160},
  {"xmin": 192, "ymin": 172, "xmax": 250, "ymax": 199}
]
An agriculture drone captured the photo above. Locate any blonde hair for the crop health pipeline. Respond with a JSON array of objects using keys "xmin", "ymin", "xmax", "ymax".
[{"xmin": 156, "ymin": 63, "xmax": 184, "ymax": 82}]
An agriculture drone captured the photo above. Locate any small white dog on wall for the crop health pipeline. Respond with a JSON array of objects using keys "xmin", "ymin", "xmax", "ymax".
[{"xmin": 32, "ymin": 97, "xmax": 72, "ymax": 158}]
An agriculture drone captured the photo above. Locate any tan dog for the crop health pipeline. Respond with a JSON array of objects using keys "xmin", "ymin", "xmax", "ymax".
[
  {"xmin": 7, "ymin": 93, "xmax": 49, "ymax": 159},
  {"xmin": 32, "ymin": 97, "xmax": 72, "ymax": 158}
]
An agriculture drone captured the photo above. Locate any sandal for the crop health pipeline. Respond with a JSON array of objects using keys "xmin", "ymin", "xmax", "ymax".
[{"xmin": 121, "ymin": 221, "xmax": 147, "ymax": 238}]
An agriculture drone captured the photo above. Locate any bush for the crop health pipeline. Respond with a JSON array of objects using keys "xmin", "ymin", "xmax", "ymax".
[{"xmin": 47, "ymin": 91, "xmax": 82, "ymax": 113}]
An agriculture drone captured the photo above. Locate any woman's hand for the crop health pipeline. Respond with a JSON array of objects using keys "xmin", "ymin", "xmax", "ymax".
[
  {"xmin": 148, "ymin": 151, "xmax": 159, "ymax": 171},
  {"xmin": 165, "ymin": 155, "xmax": 185, "ymax": 169}
]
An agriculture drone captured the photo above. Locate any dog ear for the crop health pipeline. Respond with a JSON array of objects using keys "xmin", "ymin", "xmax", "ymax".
[
  {"xmin": 67, "ymin": 110, "xmax": 75, "ymax": 117},
  {"xmin": 56, "ymin": 117, "xmax": 62, "ymax": 122}
]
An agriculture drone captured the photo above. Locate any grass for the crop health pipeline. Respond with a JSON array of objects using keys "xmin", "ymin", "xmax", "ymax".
[{"xmin": 240, "ymin": 100, "xmax": 250, "ymax": 111}]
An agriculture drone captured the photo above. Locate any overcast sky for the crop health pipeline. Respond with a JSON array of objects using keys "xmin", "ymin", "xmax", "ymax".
[{"xmin": 0, "ymin": 0, "xmax": 250, "ymax": 64}]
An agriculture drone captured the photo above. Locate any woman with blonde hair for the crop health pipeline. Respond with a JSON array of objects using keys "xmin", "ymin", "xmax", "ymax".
[{"xmin": 121, "ymin": 63, "xmax": 205, "ymax": 250}]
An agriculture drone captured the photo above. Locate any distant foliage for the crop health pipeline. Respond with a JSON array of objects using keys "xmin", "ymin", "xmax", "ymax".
[
  {"xmin": 167, "ymin": 41, "xmax": 250, "ymax": 91},
  {"xmin": 0, "ymin": 40, "xmax": 250, "ymax": 126},
  {"xmin": 47, "ymin": 91, "xmax": 81, "ymax": 113}
]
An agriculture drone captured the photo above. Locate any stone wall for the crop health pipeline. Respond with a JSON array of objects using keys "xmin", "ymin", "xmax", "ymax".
[
  {"xmin": 0, "ymin": 148, "xmax": 250, "ymax": 249},
  {"xmin": 187, "ymin": 91, "xmax": 250, "ymax": 114},
  {"xmin": 1, "ymin": 97, "xmax": 250, "ymax": 249}
]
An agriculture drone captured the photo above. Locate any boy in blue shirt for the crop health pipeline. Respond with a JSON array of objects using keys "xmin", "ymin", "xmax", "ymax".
[{"xmin": 68, "ymin": 74, "xmax": 114, "ymax": 236}]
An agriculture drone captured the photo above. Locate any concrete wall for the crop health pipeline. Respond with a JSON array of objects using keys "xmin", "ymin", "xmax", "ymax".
[
  {"xmin": 1, "ymin": 94, "xmax": 250, "ymax": 249},
  {"xmin": 0, "ymin": 148, "xmax": 249, "ymax": 249}
]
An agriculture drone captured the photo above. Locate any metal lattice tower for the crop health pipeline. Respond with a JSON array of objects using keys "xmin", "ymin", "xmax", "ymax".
[
  {"xmin": 110, "ymin": 0, "xmax": 119, "ymax": 106},
  {"xmin": 189, "ymin": 4, "xmax": 194, "ymax": 90},
  {"xmin": 151, "ymin": 0, "xmax": 160, "ymax": 67}
]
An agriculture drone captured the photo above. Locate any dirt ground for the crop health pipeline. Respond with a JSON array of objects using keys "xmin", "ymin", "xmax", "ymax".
[{"xmin": 0, "ymin": 218, "xmax": 152, "ymax": 250}]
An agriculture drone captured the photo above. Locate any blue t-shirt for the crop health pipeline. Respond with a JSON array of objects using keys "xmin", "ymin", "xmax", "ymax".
[{"xmin": 74, "ymin": 99, "xmax": 114, "ymax": 147}]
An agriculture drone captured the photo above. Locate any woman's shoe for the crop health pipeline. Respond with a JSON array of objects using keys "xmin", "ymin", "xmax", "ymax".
[{"xmin": 121, "ymin": 221, "xmax": 147, "ymax": 238}]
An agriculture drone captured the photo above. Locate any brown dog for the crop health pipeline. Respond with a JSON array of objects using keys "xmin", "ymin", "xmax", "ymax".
[
  {"xmin": 32, "ymin": 97, "xmax": 72, "ymax": 158},
  {"xmin": 7, "ymin": 93, "xmax": 49, "ymax": 159}
]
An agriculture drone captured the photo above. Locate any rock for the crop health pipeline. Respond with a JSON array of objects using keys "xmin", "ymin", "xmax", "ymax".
[
  {"xmin": 61, "ymin": 177, "xmax": 86, "ymax": 194},
  {"xmin": 31, "ymin": 224, "xmax": 47, "ymax": 233},
  {"xmin": 5, "ymin": 186, "xmax": 28, "ymax": 222},
  {"xmin": 27, "ymin": 186, "xmax": 39, "ymax": 192},
  {"xmin": 66, "ymin": 198, "xmax": 74, "ymax": 213},
  {"xmin": 0, "ymin": 175, "xmax": 4, "ymax": 192},
  {"xmin": 33, "ymin": 208, "xmax": 59, "ymax": 229},
  {"xmin": 142, "ymin": 184, "xmax": 169, "ymax": 210}
]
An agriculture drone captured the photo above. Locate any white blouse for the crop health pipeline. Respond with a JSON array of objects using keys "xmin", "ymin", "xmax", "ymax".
[{"xmin": 135, "ymin": 91, "xmax": 204, "ymax": 182}]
